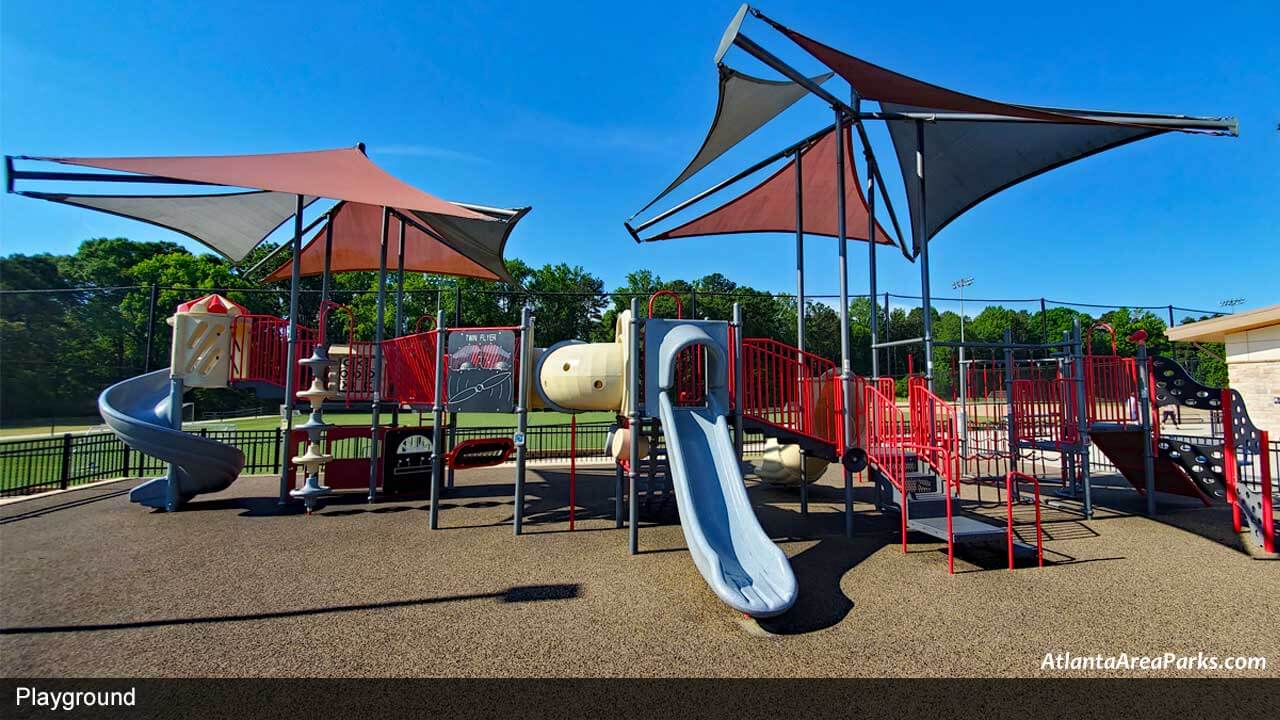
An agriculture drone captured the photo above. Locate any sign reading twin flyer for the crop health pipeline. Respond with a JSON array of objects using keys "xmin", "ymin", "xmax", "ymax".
[{"xmin": 446, "ymin": 329, "xmax": 517, "ymax": 413}]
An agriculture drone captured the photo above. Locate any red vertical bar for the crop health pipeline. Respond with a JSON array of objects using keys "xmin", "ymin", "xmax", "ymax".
[
  {"xmin": 1222, "ymin": 388, "xmax": 1240, "ymax": 533},
  {"xmin": 1034, "ymin": 476, "xmax": 1044, "ymax": 568}
]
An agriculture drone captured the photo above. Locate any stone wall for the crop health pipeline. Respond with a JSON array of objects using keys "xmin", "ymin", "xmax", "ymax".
[{"xmin": 1227, "ymin": 326, "xmax": 1280, "ymax": 436}]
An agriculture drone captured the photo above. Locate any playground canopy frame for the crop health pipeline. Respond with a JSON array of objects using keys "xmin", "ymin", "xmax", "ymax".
[
  {"xmin": 631, "ymin": 3, "xmax": 1237, "ymax": 405},
  {"xmin": 5, "ymin": 144, "xmax": 533, "ymax": 509}
]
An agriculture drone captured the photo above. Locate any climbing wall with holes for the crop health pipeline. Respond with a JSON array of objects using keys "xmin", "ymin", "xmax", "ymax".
[{"xmin": 1151, "ymin": 356, "xmax": 1268, "ymax": 549}]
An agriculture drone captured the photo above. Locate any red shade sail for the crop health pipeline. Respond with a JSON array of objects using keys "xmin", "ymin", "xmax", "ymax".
[
  {"xmin": 647, "ymin": 125, "xmax": 895, "ymax": 245},
  {"xmin": 768, "ymin": 20, "xmax": 1234, "ymax": 248},
  {"xmin": 17, "ymin": 146, "xmax": 527, "ymax": 279},
  {"xmin": 776, "ymin": 26, "xmax": 1089, "ymax": 124},
  {"xmin": 33, "ymin": 147, "xmax": 491, "ymax": 220},
  {"xmin": 265, "ymin": 202, "xmax": 502, "ymax": 283}
]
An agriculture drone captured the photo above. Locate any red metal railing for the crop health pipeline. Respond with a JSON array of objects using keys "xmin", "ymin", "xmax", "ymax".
[
  {"xmin": 645, "ymin": 291, "xmax": 706, "ymax": 406},
  {"xmin": 381, "ymin": 330, "xmax": 439, "ymax": 406},
  {"xmin": 739, "ymin": 338, "xmax": 841, "ymax": 448},
  {"xmin": 1004, "ymin": 471, "xmax": 1045, "ymax": 570},
  {"xmin": 229, "ymin": 315, "xmax": 318, "ymax": 387},
  {"xmin": 1083, "ymin": 355, "xmax": 1140, "ymax": 426},
  {"xmin": 903, "ymin": 442, "xmax": 956, "ymax": 573},
  {"xmin": 1012, "ymin": 377, "xmax": 1072, "ymax": 448},
  {"xmin": 865, "ymin": 383, "xmax": 907, "ymax": 550},
  {"xmin": 908, "ymin": 377, "xmax": 960, "ymax": 487}
]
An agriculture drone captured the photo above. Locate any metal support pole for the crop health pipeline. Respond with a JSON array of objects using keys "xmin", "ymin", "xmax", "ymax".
[
  {"xmin": 732, "ymin": 303, "xmax": 745, "ymax": 459},
  {"xmin": 866, "ymin": 152, "xmax": 879, "ymax": 380},
  {"xmin": 1072, "ymin": 320, "xmax": 1093, "ymax": 518},
  {"xmin": 915, "ymin": 121, "xmax": 936, "ymax": 391},
  {"xmin": 144, "ymin": 284, "xmax": 158, "ymax": 373},
  {"xmin": 513, "ymin": 303, "xmax": 533, "ymax": 535},
  {"xmin": 394, "ymin": 218, "xmax": 406, "ymax": 337},
  {"xmin": 794, "ymin": 147, "xmax": 810, "ymax": 508},
  {"xmin": 429, "ymin": 309, "xmax": 447, "ymax": 529},
  {"xmin": 367, "ymin": 207, "xmax": 390, "ymax": 504},
  {"xmin": 164, "ymin": 376, "xmax": 184, "ymax": 512},
  {"xmin": 392, "ymin": 218, "xmax": 406, "ymax": 428},
  {"xmin": 277, "ymin": 194, "xmax": 306, "ymax": 506},
  {"xmin": 1135, "ymin": 339, "xmax": 1156, "ymax": 517},
  {"xmin": 1003, "ymin": 330, "xmax": 1018, "ymax": 480},
  {"xmin": 958, "ymin": 345, "xmax": 969, "ymax": 459},
  {"xmin": 834, "ymin": 109, "xmax": 854, "ymax": 539},
  {"xmin": 794, "ymin": 147, "xmax": 806, "ymax": 356},
  {"xmin": 447, "ymin": 284, "xmax": 461, "ymax": 489},
  {"xmin": 957, "ymin": 281, "xmax": 969, "ymax": 458},
  {"xmin": 320, "ymin": 220, "xmax": 334, "ymax": 325},
  {"xmin": 1040, "ymin": 298, "xmax": 1049, "ymax": 345},
  {"xmin": 628, "ymin": 298, "xmax": 641, "ymax": 555}
]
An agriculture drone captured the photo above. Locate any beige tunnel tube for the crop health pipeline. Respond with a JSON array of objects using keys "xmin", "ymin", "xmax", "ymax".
[{"xmin": 534, "ymin": 310, "xmax": 644, "ymax": 461}]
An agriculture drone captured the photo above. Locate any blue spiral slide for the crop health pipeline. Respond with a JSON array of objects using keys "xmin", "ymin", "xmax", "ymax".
[{"xmin": 98, "ymin": 369, "xmax": 245, "ymax": 510}]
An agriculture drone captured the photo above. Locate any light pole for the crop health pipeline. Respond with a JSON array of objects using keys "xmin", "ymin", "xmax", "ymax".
[
  {"xmin": 952, "ymin": 277, "xmax": 974, "ymax": 343},
  {"xmin": 952, "ymin": 277, "xmax": 974, "ymax": 461}
]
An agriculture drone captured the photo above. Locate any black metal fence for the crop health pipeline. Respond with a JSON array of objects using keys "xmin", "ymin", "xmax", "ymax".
[
  {"xmin": 0, "ymin": 429, "xmax": 283, "ymax": 498},
  {"xmin": 1, "ymin": 422, "xmax": 781, "ymax": 499}
]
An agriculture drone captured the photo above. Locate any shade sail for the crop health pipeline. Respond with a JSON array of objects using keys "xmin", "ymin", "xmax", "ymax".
[
  {"xmin": 775, "ymin": 25, "xmax": 1095, "ymax": 124},
  {"xmin": 646, "ymin": 125, "xmax": 896, "ymax": 245},
  {"xmin": 634, "ymin": 65, "xmax": 833, "ymax": 217},
  {"xmin": 771, "ymin": 20, "xmax": 1233, "ymax": 249},
  {"xmin": 33, "ymin": 148, "xmax": 493, "ymax": 221},
  {"xmin": 19, "ymin": 146, "xmax": 526, "ymax": 277},
  {"xmin": 265, "ymin": 202, "xmax": 508, "ymax": 284},
  {"xmin": 881, "ymin": 102, "xmax": 1162, "ymax": 244},
  {"xmin": 19, "ymin": 190, "xmax": 317, "ymax": 262}
]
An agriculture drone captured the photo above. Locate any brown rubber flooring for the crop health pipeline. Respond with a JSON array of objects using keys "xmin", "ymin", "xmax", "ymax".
[{"xmin": 1, "ymin": 466, "xmax": 1275, "ymax": 677}]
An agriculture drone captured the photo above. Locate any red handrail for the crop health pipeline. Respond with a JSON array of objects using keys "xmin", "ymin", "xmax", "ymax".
[
  {"xmin": 1086, "ymin": 321, "xmax": 1118, "ymax": 356},
  {"xmin": 908, "ymin": 377, "xmax": 960, "ymax": 487},
  {"xmin": 1004, "ymin": 471, "xmax": 1044, "ymax": 570},
  {"xmin": 381, "ymin": 330, "xmax": 439, "ymax": 406},
  {"xmin": 864, "ymin": 383, "xmax": 907, "ymax": 551},
  {"xmin": 413, "ymin": 314, "xmax": 436, "ymax": 334},
  {"xmin": 229, "ymin": 314, "xmax": 318, "ymax": 387},
  {"xmin": 738, "ymin": 338, "xmax": 840, "ymax": 447},
  {"xmin": 646, "ymin": 290, "xmax": 683, "ymax": 319}
]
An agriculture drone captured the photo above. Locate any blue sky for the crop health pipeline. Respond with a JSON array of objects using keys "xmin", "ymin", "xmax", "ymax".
[{"xmin": 2, "ymin": 0, "xmax": 1276, "ymax": 316}]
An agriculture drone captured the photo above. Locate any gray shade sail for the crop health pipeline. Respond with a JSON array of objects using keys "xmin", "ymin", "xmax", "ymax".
[
  {"xmin": 634, "ymin": 65, "xmax": 833, "ymax": 218},
  {"xmin": 772, "ymin": 19, "xmax": 1236, "ymax": 251},
  {"xmin": 881, "ymin": 102, "xmax": 1162, "ymax": 247},
  {"xmin": 403, "ymin": 205, "xmax": 531, "ymax": 286},
  {"xmin": 20, "ymin": 190, "xmax": 318, "ymax": 262}
]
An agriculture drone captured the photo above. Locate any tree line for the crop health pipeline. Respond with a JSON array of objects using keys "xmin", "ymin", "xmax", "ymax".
[{"xmin": 0, "ymin": 237, "xmax": 1226, "ymax": 421}]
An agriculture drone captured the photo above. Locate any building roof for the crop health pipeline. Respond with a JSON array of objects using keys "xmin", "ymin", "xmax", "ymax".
[{"xmin": 1165, "ymin": 304, "xmax": 1280, "ymax": 343}]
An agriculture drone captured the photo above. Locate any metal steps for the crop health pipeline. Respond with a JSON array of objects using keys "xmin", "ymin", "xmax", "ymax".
[{"xmin": 873, "ymin": 454, "xmax": 1034, "ymax": 550}]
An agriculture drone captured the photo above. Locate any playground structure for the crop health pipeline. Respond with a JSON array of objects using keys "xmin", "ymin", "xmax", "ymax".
[{"xmin": 6, "ymin": 5, "xmax": 1271, "ymax": 622}]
